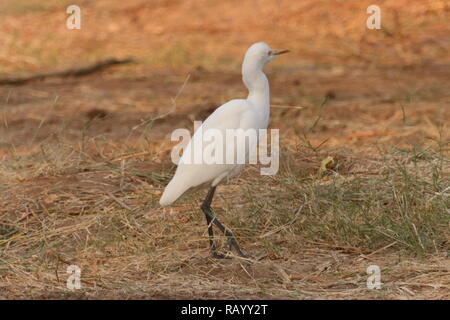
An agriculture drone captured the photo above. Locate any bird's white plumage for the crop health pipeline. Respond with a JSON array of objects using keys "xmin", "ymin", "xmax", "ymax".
[{"xmin": 160, "ymin": 42, "xmax": 282, "ymax": 206}]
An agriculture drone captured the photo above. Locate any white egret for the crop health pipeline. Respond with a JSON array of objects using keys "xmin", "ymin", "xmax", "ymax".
[{"xmin": 159, "ymin": 42, "xmax": 289, "ymax": 258}]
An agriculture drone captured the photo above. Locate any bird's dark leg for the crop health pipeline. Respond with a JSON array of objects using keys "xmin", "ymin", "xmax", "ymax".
[{"xmin": 201, "ymin": 186, "xmax": 247, "ymax": 258}]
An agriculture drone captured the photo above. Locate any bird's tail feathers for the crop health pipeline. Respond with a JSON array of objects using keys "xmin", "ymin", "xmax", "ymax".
[{"xmin": 159, "ymin": 179, "xmax": 189, "ymax": 207}]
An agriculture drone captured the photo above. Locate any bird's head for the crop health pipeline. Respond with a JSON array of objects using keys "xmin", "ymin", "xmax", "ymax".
[{"xmin": 243, "ymin": 42, "xmax": 289, "ymax": 70}]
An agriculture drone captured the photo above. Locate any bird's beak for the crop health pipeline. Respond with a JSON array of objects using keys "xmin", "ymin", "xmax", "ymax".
[{"xmin": 269, "ymin": 49, "xmax": 290, "ymax": 56}]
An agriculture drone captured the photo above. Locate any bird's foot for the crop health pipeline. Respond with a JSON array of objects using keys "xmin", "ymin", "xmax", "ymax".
[{"xmin": 211, "ymin": 250, "xmax": 254, "ymax": 261}]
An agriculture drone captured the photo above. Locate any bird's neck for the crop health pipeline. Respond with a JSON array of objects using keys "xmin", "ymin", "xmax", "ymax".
[{"xmin": 242, "ymin": 68, "xmax": 270, "ymax": 110}]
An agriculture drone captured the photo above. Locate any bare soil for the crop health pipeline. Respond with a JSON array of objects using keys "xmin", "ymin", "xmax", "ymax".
[{"xmin": 0, "ymin": 0, "xmax": 449, "ymax": 299}]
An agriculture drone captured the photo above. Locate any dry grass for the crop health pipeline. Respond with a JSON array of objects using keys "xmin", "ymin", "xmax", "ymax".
[{"xmin": 0, "ymin": 0, "xmax": 449, "ymax": 299}]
